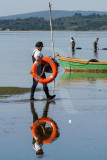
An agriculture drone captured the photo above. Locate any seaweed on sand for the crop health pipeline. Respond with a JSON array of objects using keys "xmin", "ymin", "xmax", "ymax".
[{"xmin": 0, "ymin": 87, "xmax": 41, "ymax": 98}]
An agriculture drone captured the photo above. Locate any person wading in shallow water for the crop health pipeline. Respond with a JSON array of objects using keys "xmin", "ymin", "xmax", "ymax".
[
  {"xmin": 30, "ymin": 41, "xmax": 56, "ymax": 100},
  {"xmin": 93, "ymin": 38, "xmax": 99, "ymax": 51},
  {"xmin": 70, "ymin": 37, "xmax": 76, "ymax": 50}
]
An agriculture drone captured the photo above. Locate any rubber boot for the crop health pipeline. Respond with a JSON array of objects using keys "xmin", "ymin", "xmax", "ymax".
[
  {"xmin": 44, "ymin": 87, "xmax": 50, "ymax": 98},
  {"xmin": 44, "ymin": 87, "xmax": 56, "ymax": 100}
]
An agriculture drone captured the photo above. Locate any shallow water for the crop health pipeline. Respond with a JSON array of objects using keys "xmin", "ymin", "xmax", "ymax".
[{"xmin": 0, "ymin": 31, "xmax": 107, "ymax": 160}]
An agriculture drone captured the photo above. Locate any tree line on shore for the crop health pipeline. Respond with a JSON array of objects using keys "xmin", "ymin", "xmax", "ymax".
[{"xmin": 0, "ymin": 13, "xmax": 107, "ymax": 31}]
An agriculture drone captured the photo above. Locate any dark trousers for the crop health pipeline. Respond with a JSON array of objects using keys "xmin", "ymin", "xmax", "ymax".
[
  {"xmin": 30, "ymin": 73, "xmax": 49, "ymax": 99},
  {"xmin": 30, "ymin": 100, "xmax": 50, "ymax": 144}
]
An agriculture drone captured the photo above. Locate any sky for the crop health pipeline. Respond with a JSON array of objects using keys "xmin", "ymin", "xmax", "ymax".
[{"xmin": 0, "ymin": 0, "xmax": 107, "ymax": 17}]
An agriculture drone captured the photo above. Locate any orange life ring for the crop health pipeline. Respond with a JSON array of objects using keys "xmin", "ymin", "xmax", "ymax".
[
  {"xmin": 30, "ymin": 117, "xmax": 58, "ymax": 144},
  {"xmin": 31, "ymin": 57, "xmax": 58, "ymax": 84}
]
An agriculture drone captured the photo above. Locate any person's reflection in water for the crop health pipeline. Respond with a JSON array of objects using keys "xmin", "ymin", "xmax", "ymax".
[
  {"xmin": 72, "ymin": 48, "xmax": 75, "ymax": 58},
  {"xmin": 94, "ymin": 49, "xmax": 98, "ymax": 59},
  {"xmin": 30, "ymin": 100, "xmax": 59, "ymax": 156},
  {"xmin": 70, "ymin": 46, "xmax": 75, "ymax": 58}
]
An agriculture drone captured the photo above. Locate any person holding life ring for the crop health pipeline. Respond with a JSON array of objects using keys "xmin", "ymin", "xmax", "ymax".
[
  {"xmin": 30, "ymin": 41, "xmax": 58, "ymax": 100},
  {"xmin": 30, "ymin": 100, "xmax": 59, "ymax": 156}
]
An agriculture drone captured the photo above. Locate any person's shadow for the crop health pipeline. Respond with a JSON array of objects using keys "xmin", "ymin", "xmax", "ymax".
[{"xmin": 30, "ymin": 100, "xmax": 60, "ymax": 156}]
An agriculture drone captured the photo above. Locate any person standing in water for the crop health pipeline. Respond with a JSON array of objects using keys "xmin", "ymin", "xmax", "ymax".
[
  {"xmin": 70, "ymin": 37, "xmax": 76, "ymax": 50},
  {"xmin": 93, "ymin": 38, "xmax": 99, "ymax": 51}
]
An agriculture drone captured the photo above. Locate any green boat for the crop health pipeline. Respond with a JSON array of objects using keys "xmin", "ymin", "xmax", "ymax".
[{"xmin": 57, "ymin": 55, "xmax": 107, "ymax": 73}]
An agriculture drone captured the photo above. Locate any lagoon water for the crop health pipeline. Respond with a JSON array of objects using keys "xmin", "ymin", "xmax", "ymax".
[{"xmin": 0, "ymin": 31, "xmax": 107, "ymax": 160}]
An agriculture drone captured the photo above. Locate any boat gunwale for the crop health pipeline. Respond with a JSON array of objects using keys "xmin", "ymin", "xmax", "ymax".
[{"xmin": 57, "ymin": 56, "xmax": 107, "ymax": 65}]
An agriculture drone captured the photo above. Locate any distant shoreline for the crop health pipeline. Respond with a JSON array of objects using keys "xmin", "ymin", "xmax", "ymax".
[
  {"xmin": 0, "ymin": 30, "xmax": 107, "ymax": 32},
  {"xmin": 0, "ymin": 13, "xmax": 107, "ymax": 31}
]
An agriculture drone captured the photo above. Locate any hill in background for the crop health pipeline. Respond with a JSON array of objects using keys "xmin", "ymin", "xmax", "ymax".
[{"xmin": 0, "ymin": 10, "xmax": 107, "ymax": 20}]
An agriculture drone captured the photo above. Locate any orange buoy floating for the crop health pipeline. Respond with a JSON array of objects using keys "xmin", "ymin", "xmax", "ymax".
[{"xmin": 30, "ymin": 117, "xmax": 58, "ymax": 144}]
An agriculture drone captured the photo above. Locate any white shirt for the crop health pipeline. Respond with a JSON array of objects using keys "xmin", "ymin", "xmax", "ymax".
[
  {"xmin": 70, "ymin": 39, "xmax": 74, "ymax": 44},
  {"xmin": 32, "ymin": 49, "xmax": 43, "ymax": 59}
]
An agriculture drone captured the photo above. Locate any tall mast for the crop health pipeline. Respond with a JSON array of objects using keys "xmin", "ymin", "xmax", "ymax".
[
  {"xmin": 49, "ymin": 1, "xmax": 55, "ymax": 60},
  {"xmin": 49, "ymin": 1, "xmax": 55, "ymax": 95}
]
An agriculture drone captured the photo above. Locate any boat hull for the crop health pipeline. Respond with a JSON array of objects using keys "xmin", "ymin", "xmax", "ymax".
[{"xmin": 57, "ymin": 56, "xmax": 107, "ymax": 73}]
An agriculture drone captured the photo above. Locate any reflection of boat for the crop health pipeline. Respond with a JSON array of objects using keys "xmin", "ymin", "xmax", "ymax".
[
  {"xmin": 57, "ymin": 55, "xmax": 107, "ymax": 72},
  {"xmin": 60, "ymin": 71, "xmax": 107, "ymax": 82}
]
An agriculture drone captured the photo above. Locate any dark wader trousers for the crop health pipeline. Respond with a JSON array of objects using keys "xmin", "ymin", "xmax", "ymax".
[
  {"xmin": 30, "ymin": 100, "xmax": 50, "ymax": 144},
  {"xmin": 30, "ymin": 64, "xmax": 50, "ymax": 99}
]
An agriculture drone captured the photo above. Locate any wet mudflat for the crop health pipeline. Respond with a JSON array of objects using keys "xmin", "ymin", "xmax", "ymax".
[
  {"xmin": 0, "ymin": 74, "xmax": 107, "ymax": 160},
  {"xmin": 0, "ymin": 31, "xmax": 107, "ymax": 159}
]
